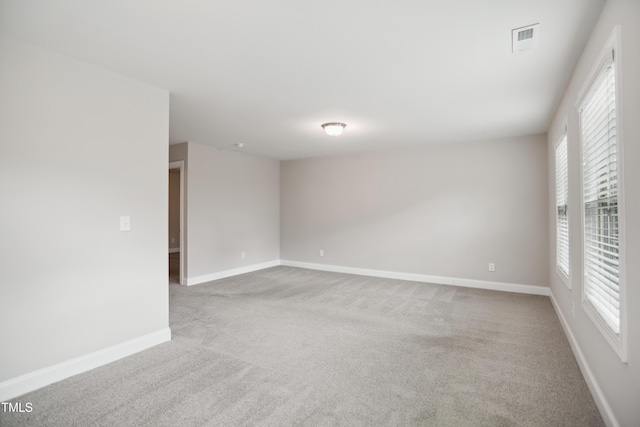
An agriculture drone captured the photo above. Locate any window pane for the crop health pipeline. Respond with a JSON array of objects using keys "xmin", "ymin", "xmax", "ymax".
[
  {"xmin": 555, "ymin": 135, "xmax": 569, "ymax": 277},
  {"xmin": 581, "ymin": 63, "xmax": 620, "ymax": 334}
]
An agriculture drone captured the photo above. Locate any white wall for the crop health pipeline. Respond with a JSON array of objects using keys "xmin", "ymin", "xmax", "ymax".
[
  {"xmin": 547, "ymin": 0, "xmax": 640, "ymax": 425},
  {"xmin": 0, "ymin": 37, "xmax": 170, "ymax": 384},
  {"xmin": 281, "ymin": 134, "xmax": 549, "ymax": 288},
  {"xmin": 183, "ymin": 142, "xmax": 280, "ymax": 283}
]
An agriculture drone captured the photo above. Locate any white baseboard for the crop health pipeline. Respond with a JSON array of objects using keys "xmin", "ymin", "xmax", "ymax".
[
  {"xmin": 281, "ymin": 260, "xmax": 453, "ymax": 285},
  {"xmin": 184, "ymin": 259, "xmax": 548, "ymax": 296},
  {"xmin": 280, "ymin": 260, "xmax": 549, "ymax": 296},
  {"xmin": 0, "ymin": 327, "xmax": 171, "ymax": 402},
  {"xmin": 168, "ymin": 247, "xmax": 180, "ymax": 254},
  {"xmin": 186, "ymin": 260, "xmax": 280, "ymax": 286},
  {"xmin": 549, "ymin": 292, "xmax": 619, "ymax": 427},
  {"xmin": 452, "ymin": 277, "xmax": 549, "ymax": 296}
]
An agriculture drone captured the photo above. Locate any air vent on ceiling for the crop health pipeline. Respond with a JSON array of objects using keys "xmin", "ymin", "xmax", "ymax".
[{"xmin": 512, "ymin": 23, "xmax": 539, "ymax": 53}]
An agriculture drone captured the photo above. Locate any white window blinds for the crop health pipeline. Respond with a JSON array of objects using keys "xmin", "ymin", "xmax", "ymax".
[
  {"xmin": 555, "ymin": 134, "xmax": 569, "ymax": 279},
  {"xmin": 580, "ymin": 59, "xmax": 620, "ymax": 335}
]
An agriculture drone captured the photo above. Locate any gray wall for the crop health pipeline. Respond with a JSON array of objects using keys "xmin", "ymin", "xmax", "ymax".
[
  {"xmin": 184, "ymin": 142, "xmax": 280, "ymax": 280},
  {"xmin": 0, "ymin": 37, "xmax": 170, "ymax": 381},
  {"xmin": 547, "ymin": 0, "xmax": 640, "ymax": 425},
  {"xmin": 281, "ymin": 134, "xmax": 549, "ymax": 287}
]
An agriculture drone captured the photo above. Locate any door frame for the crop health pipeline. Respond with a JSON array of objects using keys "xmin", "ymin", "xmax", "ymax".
[{"xmin": 169, "ymin": 160, "xmax": 185, "ymax": 285}]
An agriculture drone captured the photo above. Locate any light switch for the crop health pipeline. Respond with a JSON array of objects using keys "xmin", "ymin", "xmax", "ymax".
[{"xmin": 120, "ymin": 216, "xmax": 131, "ymax": 232}]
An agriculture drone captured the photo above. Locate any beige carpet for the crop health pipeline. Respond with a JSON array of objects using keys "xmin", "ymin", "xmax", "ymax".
[{"xmin": 0, "ymin": 266, "xmax": 603, "ymax": 426}]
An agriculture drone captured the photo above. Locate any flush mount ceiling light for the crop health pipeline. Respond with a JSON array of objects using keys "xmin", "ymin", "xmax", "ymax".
[{"xmin": 321, "ymin": 122, "xmax": 346, "ymax": 136}]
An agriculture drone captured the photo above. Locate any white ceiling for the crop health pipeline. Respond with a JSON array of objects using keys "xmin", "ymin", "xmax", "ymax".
[{"xmin": 0, "ymin": 0, "xmax": 604, "ymax": 160}]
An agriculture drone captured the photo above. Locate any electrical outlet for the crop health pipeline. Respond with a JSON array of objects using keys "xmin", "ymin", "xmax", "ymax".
[
  {"xmin": 319, "ymin": 249, "xmax": 324, "ymax": 257},
  {"xmin": 120, "ymin": 216, "xmax": 131, "ymax": 232},
  {"xmin": 572, "ymin": 302, "xmax": 575, "ymax": 318},
  {"xmin": 488, "ymin": 263, "xmax": 495, "ymax": 272},
  {"xmin": 241, "ymin": 251, "xmax": 246, "ymax": 259}
]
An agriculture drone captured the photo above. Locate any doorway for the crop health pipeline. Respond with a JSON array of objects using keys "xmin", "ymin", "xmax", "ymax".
[{"xmin": 168, "ymin": 161, "xmax": 185, "ymax": 285}]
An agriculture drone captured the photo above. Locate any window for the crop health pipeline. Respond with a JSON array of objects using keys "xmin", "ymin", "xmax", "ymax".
[
  {"xmin": 578, "ymin": 29, "xmax": 625, "ymax": 360},
  {"xmin": 555, "ymin": 132, "xmax": 569, "ymax": 283}
]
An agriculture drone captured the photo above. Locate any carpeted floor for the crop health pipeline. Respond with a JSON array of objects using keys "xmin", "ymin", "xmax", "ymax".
[{"xmin": 0, "ymin": 266, "xmax": 604, "ymax": 426}]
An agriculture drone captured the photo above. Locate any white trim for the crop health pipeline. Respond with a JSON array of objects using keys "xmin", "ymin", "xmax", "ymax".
[
  {"xmin": 550, "ymin": 116, "xmax": 569, "ymax": 146},
  {"xmin": 0, "ymin": 328, "xmax": 171, "ymax": 402},
  {"xmin": 556, "ymin": 266, "xmax": 570, "ymax": 289},
  {"xmin": 185, "ymin": 260, "xmax": 281, "ymax": 286},
  {"xmin": 281, "ymin": 260, "xmax": 549, "ymax": 296},
  {"xmin": 549, "ymin": 292, "xmax": 619, "ymax": 427},
  {"xmin": 452, "ymin": 277, "xmax": 548, "ymax": 296},
  {"xmin": 169, "ymin": 161, "xmax": 185, "ymax": 285},
  {"xmin": 168, "ymin": 247, "xmax": 180, "ymax": 254},
  {"xmin": 612, "ymin": 26, "xmax": 628, "ymax": 365},
  {"xmin": 553, "ymin": 126, "xmax": 571, "ymax": 289},
  {"xmin": 281, "ymin": 260, "xmax": 453, "ymax": 285},
  {"xmin": 188, "ymin": 259, "xmax": 550, "ymax": 295},
  {"xmin": 577, "ymin": 26, "xmax": 626, "ymax": 362},
  {"xmin": 576, "ymin": 26, "xmax": 619, "ymax": 110}
]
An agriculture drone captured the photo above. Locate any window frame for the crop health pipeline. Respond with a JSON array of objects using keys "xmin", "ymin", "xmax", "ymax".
[
  {"xmin": 554, "ymin": 124, "xmax": 570, "ymax": 287},
  {"xmin": 576, "ymin": 26, "xmax": 627, "ymax": 362}
]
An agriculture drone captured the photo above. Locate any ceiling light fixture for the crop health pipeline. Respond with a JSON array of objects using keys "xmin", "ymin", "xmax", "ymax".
[{"xmin": 321, "ymin": 122, "xmax": 346, "ymax": 136}]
